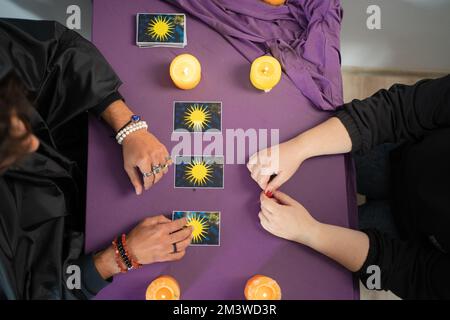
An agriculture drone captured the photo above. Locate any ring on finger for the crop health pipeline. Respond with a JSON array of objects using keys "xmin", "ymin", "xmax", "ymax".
[
  {"xmin": 152, "ymin": 165, "xmax": 161, "ymax": 174},
  {"xmin": 142, "ymin": 171, "xmax": 153, "ymax": 178},
  {"xmin": 172, "ymin": 243, "xmax": 177, "ymax": 253}
]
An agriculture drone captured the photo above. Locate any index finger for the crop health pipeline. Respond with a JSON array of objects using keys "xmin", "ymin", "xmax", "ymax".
[{"xmin": 166, "ymin": 217, "xmax": 189, "ymax": 233}]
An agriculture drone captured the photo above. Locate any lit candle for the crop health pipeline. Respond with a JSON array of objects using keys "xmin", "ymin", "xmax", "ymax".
[
  {"xmin": 244, "ymin": 275, "xmax": 282, "ymax": 300},
  {"xmin": 262, "ymin": 0, "xmax": 286, "ymax": 6},
  {"xmin": 146, "ymin": 275, "xmax": 181, "ymax": 300},
  {"xmin": 170, "ymin": 53, "xmax": 202, "ymax": 90},
  {"xmin": 250, "ymin": 56, "xmax": 282, "ymax": 93}
]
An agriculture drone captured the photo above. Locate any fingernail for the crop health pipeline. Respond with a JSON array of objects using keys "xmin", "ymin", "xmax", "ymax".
[
  {"xmin": 265, "ymin": 191, "xmax": 273, "ymax": 198},
  {"xmin": 136, "ymin": 189, "xmax": 141, "ymax": 195}
]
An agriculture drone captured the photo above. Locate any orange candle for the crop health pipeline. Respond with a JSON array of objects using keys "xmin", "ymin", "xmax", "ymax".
[
  {"xmin": 244, "ymin": 275, "xmax": 281, "ymax": 300},
  {"xmin": 170, "ymin": 53, "xmax": 202, "ymax": 90},
  {"xmin": 250, "ymin": 55, "xmax": 282, "ymax": 93},
  {"xmin": 262, "ymin": 0, "xmax": 286, "ymax": 6},
  {"xmin": 146, "ymin": 275, "xmax": 181, "ymax": 300}
]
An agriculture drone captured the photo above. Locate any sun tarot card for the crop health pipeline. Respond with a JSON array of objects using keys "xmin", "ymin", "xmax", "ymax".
[
  {"xmin": 174, "ymin": 155, "xmax": 224, "ymax": 189},
  {"xmin": 173, "ymin": 101, "xmax": 222, "ymax": 133},
  {"xmin": 172, "ymin": 211, "xmax": 221, "ymax": 246},
  {"xmin": 136, "ymin": 13, "xmax": 187, "ymax": 47}
]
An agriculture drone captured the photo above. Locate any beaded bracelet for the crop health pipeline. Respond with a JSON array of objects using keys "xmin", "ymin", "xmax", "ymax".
[
  {"xmin": 115, "ymin": 121, "xmax": 148, "ymax": 145},
  {"xmin": 121, "ymin": 234, "xmax": 142, "ymax": 270},
  {"xmin": 112, "ymin": 234, "xmax": 142, "ymax": 273},
  {"xmin": 112, "ymin": 238, "xmax": 127, "ymax": 273},
  {"xmin": 116, "ymin": 236, "xmax": 133, "ymax": 270}
]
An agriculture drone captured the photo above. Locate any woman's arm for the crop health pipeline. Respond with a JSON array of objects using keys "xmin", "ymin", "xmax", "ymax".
[
  {"xmin": 336, "ymin": 75, "xmax": 450, "ymax": 153},
  {"xmin": 258, "ymin": 191, "xmax": 369, "ymax": 272},
  {"xmin": 247, "ymin": 117, "xmax": 352, "ymax": 192},
  {"xmin": 259, "ymin": 191, "xmax": 450, "ymax": 299},
  {"xmin": 248, "ymin": 75, "xmax": 450, "ymax": 192},
  {"xmin": 310, "ymin": 223, "xmax": 369, "ymax": 273}
]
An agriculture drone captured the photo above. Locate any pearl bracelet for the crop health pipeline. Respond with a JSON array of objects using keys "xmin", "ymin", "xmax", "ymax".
[{"xmin": 116, "ymin": 120, "xmax": 148, "ymax": 145}]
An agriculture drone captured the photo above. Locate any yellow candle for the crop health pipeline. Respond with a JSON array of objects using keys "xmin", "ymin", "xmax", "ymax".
[
  {"xmin": 146, "ymin": 275, "xmax": 181, "ymax": 300},
  {"xmin": 262, "ymin": 0, "xmax": 286, "ymax": 6},
  {"xmin": 170, "ymin": 53, "xmax": 202, "ymax": 90},
  {"xmin": 244, "ymin": 275, "xmax": 282, "ymax": 300},
  {"xmin": 250, "ymin": 56, "xmax": 282, "ymax": 93}
]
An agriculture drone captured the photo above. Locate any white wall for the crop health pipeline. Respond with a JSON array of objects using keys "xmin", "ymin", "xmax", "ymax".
[
  {"xmin": 341, "ymin": 0, "xmax": 450, "ymax": 72},
  {"xmin": 1, "ymin": 0, "xmax": 449, "ymax": 72}
]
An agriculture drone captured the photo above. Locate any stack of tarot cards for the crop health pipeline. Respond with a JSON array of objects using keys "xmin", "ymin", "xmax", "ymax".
[{"xmin": 136, "ymin": 13, "xmax": 187, "ymax": 48}]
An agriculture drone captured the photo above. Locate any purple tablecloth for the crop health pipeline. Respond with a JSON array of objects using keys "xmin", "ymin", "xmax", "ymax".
[{"xmin": 87, "ymin": 0, "xmax": 358, "ymax": 300}]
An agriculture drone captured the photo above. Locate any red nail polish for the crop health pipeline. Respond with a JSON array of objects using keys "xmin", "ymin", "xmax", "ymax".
[{"xmin": 265, "ymin": 191, "xmax": 273, "ymax": 198}]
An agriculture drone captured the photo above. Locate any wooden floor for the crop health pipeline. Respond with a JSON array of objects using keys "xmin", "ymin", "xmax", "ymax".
[{"xmin": 341, "ymin": 67, "xmax": 447, "ymax": 300}]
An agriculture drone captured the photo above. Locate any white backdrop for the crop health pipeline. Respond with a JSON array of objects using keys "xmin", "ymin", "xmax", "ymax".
[
  {"xmin": 1, "ymin": 0, "xmax": 449, "ymax": 72},
  {"xmin": 341, "ymin": 0, "xmax": 450, "ymax": 72}
]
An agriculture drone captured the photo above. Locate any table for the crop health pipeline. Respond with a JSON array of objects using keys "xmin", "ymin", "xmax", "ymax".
[{"xmin": 86, "ymin": 0, "xmax": 359, "ymax": 300}]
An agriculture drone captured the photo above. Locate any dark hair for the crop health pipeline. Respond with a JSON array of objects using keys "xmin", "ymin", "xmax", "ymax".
[{"xmin": 0, "ymin": 72, "xmax": 33, "ymax": 168}]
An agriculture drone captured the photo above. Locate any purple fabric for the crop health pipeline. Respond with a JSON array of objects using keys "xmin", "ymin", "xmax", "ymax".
[
  {"xmin": 87, "ymin": 0, "xmax": 358, "ymax": 299},
  {"xmin": 166, "ymin": 0, "xmax": 343, "ymax": 111}
]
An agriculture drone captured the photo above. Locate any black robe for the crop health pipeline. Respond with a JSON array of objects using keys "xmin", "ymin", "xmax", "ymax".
[{"xmin": 0, "ymin": 18, "xmax": 122, "ymax": 299}]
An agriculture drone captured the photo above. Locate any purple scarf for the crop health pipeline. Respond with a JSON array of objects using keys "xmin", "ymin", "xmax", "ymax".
[{"xmin": 165, "ymin": 0, "xmax": 343, "ymax": 110}]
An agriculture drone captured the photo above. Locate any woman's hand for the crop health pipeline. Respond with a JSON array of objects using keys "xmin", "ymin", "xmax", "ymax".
[
  {"xmin": 122, "ymin": 130, "xmax": 172, "ymax": 195},
  {"xmin": 247, "ymin": 117, "xmax": 354, "ymax": 194},
  {"xmin": 126, "ymin": 215, "xmax": 192, "ymax": 264},
  {"xmin": 258, "ymin": 191, "xmax": 370, "ymax": 272},
  {"xmin": 247, "ymin": 137, "xmax": 306, "ymax": 194},
  {"xmin": 258, "ymin": 191, "xmax": 319, "ymax": 246}
]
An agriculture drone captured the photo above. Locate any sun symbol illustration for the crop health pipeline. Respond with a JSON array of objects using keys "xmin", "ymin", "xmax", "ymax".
[
  {"xmin": 183, "ymin": 104, "xmax": 211, "ymax": 131},
  {"xmin": 186, "ymin": 213, "xmax": 209, "ymax": 243},
  {"xmin": 147, "ymin": 16, "xmax": 174, "ymax": 41},
  {"xmin": 185, "ymin": 159, "xmax": 213, "ymax": 186}
]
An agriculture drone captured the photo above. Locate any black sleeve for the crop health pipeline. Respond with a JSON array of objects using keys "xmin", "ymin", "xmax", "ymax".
[
  {"xmin": 357, "ymin": 229, "xmax": 450, "ymax": 299},
  {"xmin": 0, "ymin": 18, "xmax": 123, "ymax": 127},
  {"xmin": 90, "ymin": 91, "xmax": 124, "ymax": 117},
  {"xmin": 70, "ymin": 254, "xmax": 112, "ymax": 299},
  {"xmin": 335, "ymin": 75, "xmax": 450, "ymax": 153}
]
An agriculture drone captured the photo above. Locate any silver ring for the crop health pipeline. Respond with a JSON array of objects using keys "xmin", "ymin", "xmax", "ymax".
[
  {"xmin": 152, "ymin": 165, "xmax": 161, "ymax": 174},
  {"xmin": 142, "ymin": 171, "xmax": 153, "ymax": 178},
  {"xmin": 165, "ymin": 156, "xmax": 172, "ymax": 162},
  {"xmin": 162, "ymin": 163, "xmax": 169, "ymax": 169}
]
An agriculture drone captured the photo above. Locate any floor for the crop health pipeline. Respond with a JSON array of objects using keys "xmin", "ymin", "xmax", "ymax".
[{"xmin": 341, "ymin": 68, "xmax": 446, "ymax": 300}]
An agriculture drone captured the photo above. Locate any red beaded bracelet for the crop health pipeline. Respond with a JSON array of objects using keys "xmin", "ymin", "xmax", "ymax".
[
  {"xmin": 112, "ymin": 238, "xmax": 127, "ymax": 273},
  {"xmin": 121, "ymin": 234, "xmax": 142, "ymax": 270}
]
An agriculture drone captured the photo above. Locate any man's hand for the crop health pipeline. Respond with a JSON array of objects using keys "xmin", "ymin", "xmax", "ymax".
[
  {"xmin": 122, "ymin": 130, "xmax": 172, "ymax": 194},
  {"xmin": 94, "ymin": 215, "xmax": 193, "ymax": 279},
  {"xmin": 126, "ymin": 215, "xmax": 192, "ymax": 264},
  {"xmin": 100, "ymin": 99, "xmax": 172, "ymax": 195}
]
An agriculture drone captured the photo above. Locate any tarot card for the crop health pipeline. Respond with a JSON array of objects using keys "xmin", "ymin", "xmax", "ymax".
[
  {"xmin": 136, "ymin": 13, "xmax": 187, "ymax": 47},
  {"xmin": 174, "ymin": 155, "xmax": 224, "ymax": 189},
  {"xmin": 173, "ymin": 101, "xmax": 222, "ymax": 133},
  {"xmin": 172, "ymin": 211, "xmax": 221, "ymax": 246}
]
